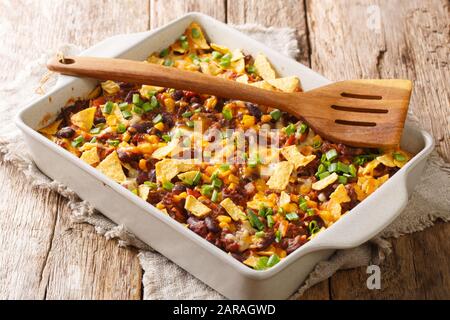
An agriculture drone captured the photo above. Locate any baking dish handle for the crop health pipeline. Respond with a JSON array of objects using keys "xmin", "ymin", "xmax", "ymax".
[{"xmin": 310, "ymin": 178, "xmax": 409, "ymax": 250}]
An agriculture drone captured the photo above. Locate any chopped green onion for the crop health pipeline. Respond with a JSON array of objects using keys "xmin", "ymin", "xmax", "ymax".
[
  {"xmin": 316, "ymin": 164, "xmax": 327, "ymax": 175},
  {"xmin": 393, "ymin": 152, "xmax": 406, "ymax": 162},
  {"xmin": 153, "ymin": 114, "xmax": 163, "ymax": 124},
  {"xmin": 247, "ymin": 65, "xmax": 256, "ymax": 74},
  {"xmin": 258, "ymin": 206, "xmax": 266, "ymax": 217},
  {"xmin": 191, "ymin": 28, "xmax": 201, "ymax": 38},
  {"xmin": 306, "ymin": 208, "xmax": 315, "ymax": 216},
  {"xmin": 308, "ymin": 220, "xmax": 320, "ymax": 235},
  {"xmin": 179, "ymin": 35, "xmax": 187, "ymax": 41},
  {"xmin": 247, "ymin": 209, "xmax": 265, "ymax": 231},
  {"xmin": 211, "ymin": 177, "xmax": 222, "ymax": 188},
  {"xmin": 285, "ymin": 212, "xmax": 299, "ymax": 221},
  {"xmin": 220, "ymin": 163, "xmax": 230, "ymax": 171},
  {"xmin": 348, "ymin": 164, "xmax": 357, "ymax": 177},
  {"xmin": 194, "ymin": 107, "xmax": 202, "ymax": 113},
  {"xmin": 266, "ymin": 254, "xmax": 280, "ymax": 267},
  {"xmin": 71, "ymin": 135, "xmax": 84, "ymax": 148},
  {"xmin": 141, "ymin": 102, "xmax": 152, "ymax": 113},
  {"xmin": 186, "ymin": 120, "xmax": 195, "ymax": 128},
  {"xmin": 338, "ymin": 175, "xmax": 348, "ymax": 184},
  {"xmin": 299, "ymin": 123, "xmax": 308, "ymax": 134},
  {"xmin": 328, "ymin": 162, "xmax": 338, "ymax": 173},
  {"xmin": 299, "ymin": 197, "xmax": 308, "ymax": 211},
  {"xmin": 270, "ymin": 109, "xmax": 281, "ymax": 121},
  {"xmin": 266, "ymin": 208, "xmax": 273, "ymax": 216},
  {"xmin": 118, "ymin": 102, "xmax": 129, "ymax": 110},
  {"xmin": 89, "ymin": 137, "xmax": 97, "ymax": 143},
  {"xmin": 122, "ymin": 110, "xmax": 132, "ymax": 119},
  {"xmin": 117, "ymin": 123, "xmax": 127, "ymax": 134},
  {"xmin": 325, "ymin": 148, "xmax": 338, "ymax": 161},
  {"xmin": 132, "ymin": 94, "xmax": 141, "ymax": 105},
  {"xmin": 312, "ymin": 139, "xmax": 322, "ymax": 149},
  {"xmin": 318, "ymin": 171, "xmax": 331, "ymax": 180},
  {"xmin": 159, "ymin": 48, "xmax": 169, "ymax": 58},
  {"xmin": 211, "ymin": 189, "xmax": 219, "ymax": 202},
  {"xmin": 211, "ymin": 51, "xmax": 222, "ymax": 60},
  {"xmin": 162, "ymin": 134, "xmax": 171, "ymax": 142},
  {"xmin": 107, "ymin": 139, "xmax": 120, "ymax": 147},
  {"xmin": 285, "ymin": 123, "xmax": 296, "ymax": 136},
  {"xmin": 255, "ymin": 256, "xmax": 269, "ymax": 270},
  {"xmin": 267, "ymin": 215, "xmax": 275, "ymax": 228},
  {"xmin": 219, "ymin": 60, "xmax": 231, "ymax": 68},
  {"xmin": 192, "ymin": 172, "xmax": 202, "ymax": 186},
  {"xmin": 182, "ymin": 111, "xmax": 193, "ymax": 118},
  {"xmin": 90, "ymin": 127, "xmax": 101, "ymax": 134},
  {"xmin": 181, "ymin": 40, "xmax": 189, "ymax": 50},
  {"xmin": 163, "ymin": 59, "xmax": 173, "ymax": 67},
  {"xmin": 275, "ymin": 230, "xmax": 282, "ymax": 243},
  {"xmin": 337, "ymin": 161, "xmax": 349, "ymax": 173},
  {"xmin": 255, "ymin": 231, "xmax": 265, "ymax": 238},
  {"xmin": 222, "ymin": 108, "xmax": 233, "ymax": 120},
  {"xmin": 201, "ymin": 184, "xmax": 214, "ymax": 196},
  {"xmin": 133, "ymin": 105, "xmax": 144, "ymax": 115},
  {"xmin": 353, "ymin": 154, "xmax": 378, "ymax": 165},
  {"xmin": 144, "ymin": 181, "xmax": 158, "ymax": 189},
  {"xmin": 103, "ymin": 101, "xmax": 114, "ymax": 114},
  {"xmin": 162, "ymin": 181, "xmax": 174, "ymax": 191}
]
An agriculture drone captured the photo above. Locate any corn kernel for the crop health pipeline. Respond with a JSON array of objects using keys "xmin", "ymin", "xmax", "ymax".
[
  {"xmin": 178, "ymin": 192, "xmax": 187, "ymax": 199},
  {"xmin": 154, "ymin": 122, "xmax": 165, "ymax": 131},
  {"xmin": 156, "ymin": 202, "xmax": 165, "ymax": 209},
  {"xmin": 227, "ymin": 174, "xmax": 240, "ymax": 184},
  {"xmin": 219, "ymin": 222, "xmax": 229, "ymax": 229},
  {"xmin": 204, "ymin": 96, "xmax": 217, "ymax": 110},
  {"xmin": 261, "ymin": 115, "xmax": 272, "ymax": 123},
  {"xmin": 122, "ymin": 131, "xmax": 131, "ymax": 142},
  {"xmin": 228, "ymin": 183, "xmax": 237, "ymax": 190},
  {"xmin": 137, "ymin": 143, "xmax": 154, "ymax": 154},
  {"xmin": 164, "ymin": 98, "xmax": 175, "ymax": 113},
  {"xmin": 217, "ymin": 215, "xmax": 232, "ymax": 223},
  {"xmin": 139, "ymin": 159, "xmax": 147, "ymax": 171},
  {"xmin": 145, "ymin": 134, "xmax": 160, "ymax": 144},
  {"xmin": 241, "ymin": 115, "xmax": 256, "ymax": 128}
]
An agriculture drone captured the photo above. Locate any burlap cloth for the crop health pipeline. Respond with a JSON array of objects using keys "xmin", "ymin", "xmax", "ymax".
[{"xmin": 0, "ymin": 25, "xmax": 448, "ymax": 300}]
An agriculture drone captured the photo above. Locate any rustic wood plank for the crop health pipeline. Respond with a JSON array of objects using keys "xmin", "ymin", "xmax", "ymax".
[
  {"xmin": 227, "ymin": 0, "xmax": 329, "ymax": 300},
  {"xmin": 0, "ymin": 0, "xmax": 149, "ymax": 299},
  {"xmin": 227, "ymin": 0, "xmax": 311, "ymax": 65},
  {"xmin": 149, "ymin": 0, "xmax": 226, "ymax": 27},
  {"xmin": 306, "ymin": 0, "xmax": 450, "ymax": 299}
]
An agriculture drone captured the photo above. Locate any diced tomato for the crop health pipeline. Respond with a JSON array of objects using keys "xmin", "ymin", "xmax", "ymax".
[
  {"xmin": 284, "ymin": 135, "xmax": 295, "ymax": 146},
  {"xmin": 92, "ymin": 97, "xmax": 106, "ymax": 107},
  {"xmin": 186, "ymin": 188, "xmax": 201, "ymax": 198}
]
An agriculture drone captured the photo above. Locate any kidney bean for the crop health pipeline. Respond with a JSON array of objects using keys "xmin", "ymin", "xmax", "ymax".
[
  {"xmin": 187, "ymin": 217, "xmax": 208, "ymax": 237},
  {"xmin": 56, "ymin": 127, "xmax": 75, "ymax": 139},
  {"xmin": 204, "ymin": 216, "xmax": 220, "ymax": 233},
  {"xmin": 171, "ymin": 90, "xmax": 184, "ymax": 101},
  {"xmin": 245, "ymin": 103, "xmax": 262, "ymax": 120},
  {"xmin": 131, "ymin": 121, "xmax": 153, "ymax": 133},
  {"xmin": 172, "ymin": 182, "xmax": 187, "ymax": 194}
]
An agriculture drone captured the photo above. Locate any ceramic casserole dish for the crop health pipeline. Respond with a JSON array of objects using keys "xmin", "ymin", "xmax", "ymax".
[{"xmin": 16, "ymin": 12, "xmax": 434, "ymax": 299}]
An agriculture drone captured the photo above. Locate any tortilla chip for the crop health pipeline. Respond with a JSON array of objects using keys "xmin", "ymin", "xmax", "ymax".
[
  {"xmin": 147, "ymin": 54, "xmax": 164, "ymax": 65},
  {"xmin": 361, "ymin": 159, "xmax": 380, "ymax": 176},
  {"xmin": 376, "ymin": 154, "xmax": 396, "ymax": 167},
  {"xmin": 70, "ymin": 107, "xmax": 96, "ymax": 131},
  {"xmin": 312, "ymin": 172, "xmax": 338, "ymax": 190},
  {"xmin": 210, "ymin": 43, "xmax": 229, "ymax": 54},
  {"xmin": 266, "ymin": 161, "xmax": 294, "ymax": 191},
  {"xmin": 220, "ymin": 198, "xmax": 247, "ymax": 221},
  {"xmin": 281, "ymin": 145, "xmax": 316, "ymax": 169},
  {"xmin": 140, "ymin": 85, "xmax": 164, "ymax": 97},
  {"xmin": 101, "ymin": 80, "xmax": 120, "ymax": 94},
  {"xmin": 254, "ymin": 54, "xmax": 276, "ymax": 80},
  {"xmin": 231, "ymin": 58, "xmax": 245, "ymax": 74},
  {"xmin": 155, "ymin": 159, "xmax": 196, "ymax": 182},
  {"xmin": 185, "ymin": 195, "xmax": 211, "ymax": 217},
  {"xmin": 243, "ymin": 254, "xmax": 260, "ymax": 268},
  {"xmin": 187, "ymin": 22, "xmax": 210, "ymax": 50},
  {"xmin": 96, "ymin": 151, "xmax": 126, "ymax": 183},
  {"xmin": 151, "ymin": 140, "xmax": 180, "ymax": 160},
  {"xmin": 80, "ymin": 146, "xmax": 100, "ymax": 166},
  {"xmin": 329, "ymin": 184, "xmax": 350, "ymax": 204},
  {"xmin": 177, "ymin": 170, "xmax": 200, "ymax": 184},
  {"xmin": 250, "ymin": 80, "xmax": 276, "ymax": 91},
  {"xmin": 138, "ymin": 184, "xmax": 150, "ymax": 201},
  {"xmin": 236, "ymin": 74, "xmax": 249, "ymax": 84},
  {"xmin": 38, "ymin": 119, "xmax": 62, "ymax": 135},
  {"xmin": 267, "ymin": 76, "xmax": 300, "ymax": 93},
  {"xmin": 279, "ymin": 191, "xmax": 291, "ymax": 207},
  {"xmin": 231, "ymin": 49, "xmax": 244, "ymax": 62}
]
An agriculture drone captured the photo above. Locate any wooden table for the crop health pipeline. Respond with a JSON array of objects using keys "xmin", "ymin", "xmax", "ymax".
[{"xmin": 0, "ymin": 0, "xmax": 448, "ymax": 300}]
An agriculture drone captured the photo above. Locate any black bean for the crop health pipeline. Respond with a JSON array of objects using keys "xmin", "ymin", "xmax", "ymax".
[
  {"xmin": 56, "ymin": 127, "xmax": 75, "ymax": 139},
  {"xmin": 94, "ymin": 116, "xmax": 106, "ymax": 124},
  {"xmin": 171, "ymin": 90, "xmax": 184, "ymax": 101},
  {"xmin": 131, "ymin": 121, "xmax": 153, "ymax": 133},
  {"xmin": 172, "ymin": 182, "xmax": 187, "ymax": 194},
  {"xmin": 204, "ymin": 216, "xmax": 220, "ymax": 233},
  {"xmin": 245, "ymin": 103, "xmax": 262, "ymax": 119}
]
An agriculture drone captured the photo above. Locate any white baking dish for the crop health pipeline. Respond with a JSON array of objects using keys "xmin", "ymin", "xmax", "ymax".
[{"xmin": 16, "ymin": 12, "xmax": 434, "ymax": 300}]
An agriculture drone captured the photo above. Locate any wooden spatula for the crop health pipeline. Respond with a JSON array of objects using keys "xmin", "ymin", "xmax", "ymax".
[{"xmin": 48, "ymin": 56, "xmax": 412, "ymax": 147}]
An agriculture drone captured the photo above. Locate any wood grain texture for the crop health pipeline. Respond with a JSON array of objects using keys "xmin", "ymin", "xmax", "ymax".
[
  {"xmin": 0, "ymin": 0, "xmax": 148, "ymax": 300},
  {"xmin": 306, "ymin": 0, "xmax": 450, "ymax": 299},
  {"xmin": 227, "ymin": 0, "xmax": 311, "ymax": 65},
  {"xmin": 150, "ymin": 0, "xmax": 226, "ymax": 27}
]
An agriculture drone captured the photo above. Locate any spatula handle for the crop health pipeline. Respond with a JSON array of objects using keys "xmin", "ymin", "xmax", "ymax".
[{"xmin": 47, "ymin": 56, "xmax": 293, "ymax": 108}]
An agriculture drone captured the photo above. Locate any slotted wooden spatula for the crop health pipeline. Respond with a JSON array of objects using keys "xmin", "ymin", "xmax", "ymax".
[{"xmin": 48, "ymin": 56, "xmax": 412, "ymax": 147}]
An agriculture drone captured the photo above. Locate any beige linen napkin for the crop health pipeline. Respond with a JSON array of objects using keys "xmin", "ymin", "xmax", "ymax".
[{"xmin": 0, "ymin": 25, "xmax": 448, "ymax": 300}]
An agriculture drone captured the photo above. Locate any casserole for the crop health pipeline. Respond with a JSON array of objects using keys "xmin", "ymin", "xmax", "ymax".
[{"xmin": 16, "ymin": 12, "xmax": 434, "ymax": 299}]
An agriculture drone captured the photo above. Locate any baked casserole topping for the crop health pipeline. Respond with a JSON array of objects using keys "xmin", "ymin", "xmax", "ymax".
[{"xmin": 39, "ymin": 22, "xmax": 412, "ymax": 270}]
